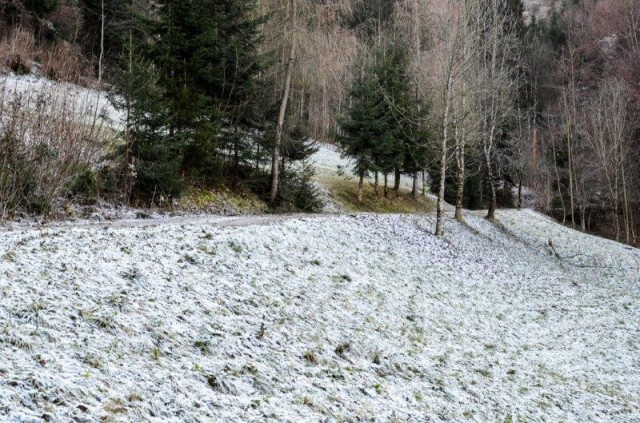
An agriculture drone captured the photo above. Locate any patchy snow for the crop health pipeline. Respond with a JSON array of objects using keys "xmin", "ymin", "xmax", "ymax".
[
  {"xmin": 311, "ymin": 143, "xmax": 428, "ymax": 191},
  {"xmin": 310, "ymin": 142, "xmax": 440, "ymax": 211},
  {"xmin": 309, "ymin": 142, "xmax": 346, "ymax": 178},
  {"xmin": 523, "ymin": 0, "xmax": 563, "ymax": 24},
  {"xmin": 0, "ymin": 210, "xmax": 638, "ymax": 422}
]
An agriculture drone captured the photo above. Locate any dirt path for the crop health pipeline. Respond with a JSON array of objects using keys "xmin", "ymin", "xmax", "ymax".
[{"xmin": 0, "ymin": 212, "xmax": 385, "ymax": 232}]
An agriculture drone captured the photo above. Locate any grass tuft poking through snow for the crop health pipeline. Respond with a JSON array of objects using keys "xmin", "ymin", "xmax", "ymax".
[{"xmin": 0, "ymin": 210, "xmax": 638, "ymax": 422}]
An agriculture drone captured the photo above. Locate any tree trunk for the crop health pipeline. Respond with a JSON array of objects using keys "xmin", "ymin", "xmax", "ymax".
[
  {"xmin": 436, "ymin": 76, "xmax": 452, "ymax": 237},
  {"xmin": 485, "ymin": 124, "xmax": 497, "ymax": 220},
  {"xmin": 255, "ymin": 143, "xmax": 260, "ymax": 171},
  {"xmin": 454, "ymin": 146, "xmax": 465, "ymax": 221},
  {"xmin": 98, "ymin": 0, "xmax": 105, "ymax": 84},
  {"xmin": 357, "ymin": 173, "xmax": 364, "ymax": 203},
  {"xmin": 412, "ymin": 171, "xmax": 418, "ymax": 199},
  {"xmin": 124, "ymin": 28, "xmax": 134, "ymax": 203},
  {"xmin": 517, "ymin": 176, "xmax": 523, "ymax": 210},
  {"xmin": 270, "ymin": 0, "xmax": 296, "ymax": 203},
  {"xmin": 394, "ymin": 167, "xmax": 401, "ymax": 197},
  {"xmin": 486, "ymin": 161, "xmax": 497, "ymax": 220},
  {"xmin": 621, "ymin": 153, "xmax": 631, "ymax": 244},
  {"xmin": 384, "ymin": 173, "xmax": 388, "ymax": 198},
  {"xmin": 374, "ymin": 172, "xmax": 379, "ymax": 196},
  {"xmin": 484, "ymin": 0, "xmax": 499, "ymax": 221},
  {"xmin": 321, "ymin": 79, "xmax": 328, "ymax": 139},
  {"xmin": 454, "ymin": 82, "xmax": 465, "ymax": 221},
  {"xmin": 551, "ymin": 139, "xmax": 567, "ymax": 224}
]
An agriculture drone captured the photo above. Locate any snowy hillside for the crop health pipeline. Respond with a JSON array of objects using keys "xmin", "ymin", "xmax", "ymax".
[
  {"xmin": 0, "ymin": 73, "xmax": 122, "ymax": 128},
  {"xmin": 523, "ymin": 0, "xmax": 563, "ymax": 23},
  {"xmin": 1, "ymin": 210, "xmax": 638, "ymax": 422}
]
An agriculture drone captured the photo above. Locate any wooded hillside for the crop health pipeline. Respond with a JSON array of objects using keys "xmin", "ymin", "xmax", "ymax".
[{"xmin": 0, "ymin": 0, "xmax": 639, "ymax": 245}]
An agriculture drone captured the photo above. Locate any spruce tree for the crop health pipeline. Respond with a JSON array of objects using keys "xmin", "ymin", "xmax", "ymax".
[
  {"xmin": 112, "ymin": 0, "xmax": 264, "ymax": 202},
  {"xmin": 111, "ymin": 33, "xmax": 183, "ymax": 203},
  {"xmin": 337, "ymin": 60, "xmax": 388, "ymax": 201},
  {"xmin": 339, "ymin": 45, "xmax": 428, "ymax": 201},
  {"xmin": 204, "ymin": 0, "xmax": 265, "ymax": 171}
]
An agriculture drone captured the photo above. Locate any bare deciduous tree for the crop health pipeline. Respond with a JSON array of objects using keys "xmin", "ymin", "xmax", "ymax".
[{"xmin": 270, "ymin": 0, "xmax": 297, "ymax": 203}]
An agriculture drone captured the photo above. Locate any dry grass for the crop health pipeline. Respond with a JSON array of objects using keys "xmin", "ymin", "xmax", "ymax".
[
  {"xmin": 41, "ymin": 41, "xmax": 90, "ymax": 84},
  {"xmin": 176, "ymin": 187, "xmax": 269, "ymax": 215},
  {"xmin": 0, "ymin": 28, "xmax": 37, "ymax": 75},
  {"xmin": 0, "ymin": 27, "xmax": 92, "ymax": 85},
  {"xmin": 324, "ymin": 176, "xmax": 436, "ymax": 214}
]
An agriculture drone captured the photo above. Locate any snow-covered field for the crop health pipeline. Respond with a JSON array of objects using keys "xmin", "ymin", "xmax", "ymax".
[{"xmin": 1, "ymin": 209, "xmax": 638, "ymax": 422}]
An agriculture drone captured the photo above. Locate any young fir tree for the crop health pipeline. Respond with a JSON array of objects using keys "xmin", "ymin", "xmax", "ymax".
[
  {"xmin": 338, "ymin": 45, "xmax": 426, "ymax": 202},
  {"xmin": 144, "ymin": 0, "xmax": 219, "ymax": 180},
  {"xmin": 337, "ymin": 58, "xmax": 389, "ymax": 203},
  {"xmin": 374, "ymin": 46, "xmax": 424, "ymax": 197},
  {"xmin": 111, "ymin": 31, "xmax": 183, "ymax": 203},
  {"xmin": 179, "ymin": 0, "xmax": 265, "ymax": 174}
]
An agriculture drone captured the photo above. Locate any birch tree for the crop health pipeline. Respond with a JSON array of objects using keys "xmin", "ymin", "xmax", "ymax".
[
  {"xmin": 429, "ymin": 0, "xmax": 468, "ymax": 236},
  {"xmin": 474, "ymin": 0, "xmax": 520, "ymax": 220},
  {"xmin": 270, "ymin": 0, "xmax": 297, "ymax": 202}
]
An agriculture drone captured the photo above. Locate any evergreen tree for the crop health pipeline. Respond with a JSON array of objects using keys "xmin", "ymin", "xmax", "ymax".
[
  {"xmin": 205, "ymin": 0, "xmax": 265, "ymax": 171},
  {"xmin": 23, "ymin": 0, "xmax": 58, "ymax": 15},
  {"xmin": 338, "ymin": 45, "xmax": 427, "ymax": 201},
  {"xmin": 111, "ymin": 34, "xmax": 183, "ymax": 203},
  {"xmin": 337, "ymin": 59, "xmax": 387, "ymax": 200},
  {"xmin": 142, "ymin": 0, "xmax": 218, "ymax": 188},
  {"xmin": 112, "ymin": 0, "xmax": 265, "ymax": 202}
]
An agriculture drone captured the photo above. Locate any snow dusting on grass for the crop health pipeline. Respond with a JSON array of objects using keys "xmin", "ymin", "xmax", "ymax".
[{"xmin": 0, "ymin": 211, "xmax": 638, "ymax": 422}]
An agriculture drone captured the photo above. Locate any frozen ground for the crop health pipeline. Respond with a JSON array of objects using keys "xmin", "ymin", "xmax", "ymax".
[{"xmin": 0, "ymin": 209, "xmax": 638, "ymax": 422}]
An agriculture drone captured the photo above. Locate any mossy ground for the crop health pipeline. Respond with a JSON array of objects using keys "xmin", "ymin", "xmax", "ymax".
[
  {"xmin": 177, "ymin": 187, "xmax": 269, "ymax": 215},
  {"xmin": 323, "ymin": 176, "xmax": 435, "ymax": 214}
]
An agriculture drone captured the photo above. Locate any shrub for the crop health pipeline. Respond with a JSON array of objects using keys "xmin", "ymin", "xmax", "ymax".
[
  {"xmin": 277, "ymin": 162, "xmax": 323, "ymax": 212},
  {"xmin": 0, "ymin": 79, "xmax": 109, "ymax": 217},
  {"xmin": 0, "ymin": 27, "xmax": 91, "ymax": 84},
  {"xmin": 0, "ymin": 28, "xmax": 37, "ymax": 74},
  {"xmin": 41, "ymin": 40, "xmax": 88, "ymax": 84}
]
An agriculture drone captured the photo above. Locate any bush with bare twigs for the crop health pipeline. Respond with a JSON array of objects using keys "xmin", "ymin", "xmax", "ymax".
[
  {"xmin": 41, "ymin": 40, "xmax": 90, "ymax": 84},
  {"xmin": 0, "ymin": 27, "xmax": 37, "ymax": 75},
  {"xmin": 0, "ymin": 79, "xmax": 110, "ymax": 217}
]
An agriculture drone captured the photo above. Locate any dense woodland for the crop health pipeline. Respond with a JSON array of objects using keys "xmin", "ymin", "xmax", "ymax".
[{"xmin": 0, "ymin": 0, "xmax": 639, "ymax": 245}]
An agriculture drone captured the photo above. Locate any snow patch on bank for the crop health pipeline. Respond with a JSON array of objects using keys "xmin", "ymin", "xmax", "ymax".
[{"xmin": 0, "ymin": 73, "xmax": 123, "ymax": 128}]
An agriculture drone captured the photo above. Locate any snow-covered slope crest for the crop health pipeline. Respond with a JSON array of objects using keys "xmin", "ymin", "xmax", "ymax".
[
  {"xmin": 0, "ymin": 210, "xmax": 638, "ymax": 422},
  {"xmin": 0, "ymin": 73, "xmax": 123, "ymax": 128}
]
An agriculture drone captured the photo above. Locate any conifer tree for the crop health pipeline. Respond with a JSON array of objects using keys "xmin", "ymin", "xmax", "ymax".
[
  {"xmin": 338, "ymin": 45, "xmax": 426, "ymax": 202},
  {"xmin": 111, "ymin": 32, "xmax": 183, "ymax": 203},
  {"xmin": 337, "ymin": 60, "xmax": 387, "ymax": 202},
  {"xmin": 112, "ymin": 0, "xmax": 265, "ymax": 202}
]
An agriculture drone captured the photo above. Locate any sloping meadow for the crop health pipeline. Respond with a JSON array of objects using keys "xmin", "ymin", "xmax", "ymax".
[{"xmin": 0, "ymin": 210, "xmax": 638, "ymax": 421}]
